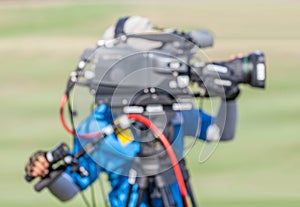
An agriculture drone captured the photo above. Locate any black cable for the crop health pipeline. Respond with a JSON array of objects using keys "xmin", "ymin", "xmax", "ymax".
[
  {"xmin": 86, "ymin": 157, "xmax": 96, "ymax": 207},
  {"xmin": 186, "ymin": 180, "xmax": 197, "ymax": 207},
  {"xmin": 82, "ymin": 124, "xmax": 109, "ymax": 207},
  {"xmin": 67, "ymin": 94, "xmax": 93, "ymax": 207},
  {"xmin": 67, "ymin": 93, "xmax": 76, "ymax": 145},
  {"xmin": 63, "ymin": 50, "xmax": 103, "ymax": 207},
  {"xmin": 67, "ymin": 96, "xmax": 75, "ymax": 128}
]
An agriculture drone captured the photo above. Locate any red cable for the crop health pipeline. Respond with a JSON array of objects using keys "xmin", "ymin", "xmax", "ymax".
[
  {"xmin": 127, "ymin": 114, "xmax": 189, "ymax": 207},
  {"xmin": 59, "ymin": 94, "xmax": 101, "ymax": 139},
  {"xmin": 60, "ymin": 94, "xmax": 74, "ymax": 135}
]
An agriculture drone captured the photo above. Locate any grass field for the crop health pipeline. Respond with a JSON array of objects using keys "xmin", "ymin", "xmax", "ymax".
[{"xmin": 0, "ymin": 1, "xmax": 299, "ymax": 207}]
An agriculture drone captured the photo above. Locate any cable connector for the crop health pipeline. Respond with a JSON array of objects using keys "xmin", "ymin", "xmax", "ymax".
[
  {"xmin": 102, "ymin": 115, "xmax": 132, "ymax": 136},
  {"xmin": 101, "ymin": 125, "xmax": 114, "ymax": 136},
  {"xmin": 77, "ymin": 60, "xmax": 86, "ymax": 70},
  {"xmin": 114, "ymin": 115, "xmax": 132, "ymax": 130}
]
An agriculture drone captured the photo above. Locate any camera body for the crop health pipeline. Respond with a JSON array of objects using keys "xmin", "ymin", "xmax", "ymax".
[{"xmin": 79, "ymin": 31, "xmax": 265, "ymax": 112}]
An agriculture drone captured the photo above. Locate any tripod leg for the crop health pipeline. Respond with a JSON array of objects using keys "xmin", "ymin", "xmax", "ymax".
[
  {"xmin": 162, "ymin": 186, "xmax": 177, "ymax": 207},
  {"xmin": 136, "ymin": 188, "xmax": 145, "ymax": 206},
  {"xmin": 126, "ymin": 168, "xmax": 138, "ymax": 207},
  {"xmin": 159, "ymin": 187, "xmax": 171, "ymax": 207},
  {"xmin": 136, "ymin": 177, "xmax": 148, "ymax": 206},
  {"xmin": 125, "ymin": 184, "xmax": 133, "ymax": 207},
  {"xmin": 155, "ymin": 175, "xmax": 176, "ymax": 207},
  {"xmin": 147, "ymin": 187, "xmax": 153, "ymax": 207}
]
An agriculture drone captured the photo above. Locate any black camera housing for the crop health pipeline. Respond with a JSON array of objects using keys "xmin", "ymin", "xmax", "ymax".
[{"xmin": 78, "ymin": 32, "xmax": 265, "ymax": 112}]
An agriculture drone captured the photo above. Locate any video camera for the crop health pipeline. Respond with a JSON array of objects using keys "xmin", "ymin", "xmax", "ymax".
[
  {"xmin": 74, "ymin": 30, "xmax": 266, "ymax": 113},
  {"xmin": 25, "ymin": 30, "xmax": 267, "ymax": 202}
]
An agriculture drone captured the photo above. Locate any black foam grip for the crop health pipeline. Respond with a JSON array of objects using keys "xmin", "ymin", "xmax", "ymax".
[{"xmin": 34, "ymin": 170, "xmax": 64, "ymax": 192}]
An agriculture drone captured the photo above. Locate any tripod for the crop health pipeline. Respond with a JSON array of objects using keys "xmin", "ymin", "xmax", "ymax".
[{"xmin": 124, "ymin": 116, "xmax": 198, "ymax": 207}]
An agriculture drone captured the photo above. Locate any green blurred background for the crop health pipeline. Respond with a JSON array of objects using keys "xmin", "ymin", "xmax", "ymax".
[{"xmin": 0, "ymin": 0, "xmax": 299, "ymax": 206}]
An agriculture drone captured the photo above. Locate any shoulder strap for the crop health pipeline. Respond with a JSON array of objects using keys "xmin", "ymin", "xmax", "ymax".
[{"xmin": 114, "ymin": 16, "xmax": 130, "ymax": 38}]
